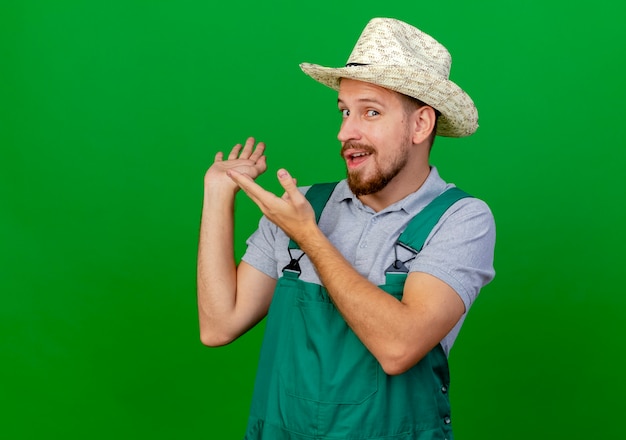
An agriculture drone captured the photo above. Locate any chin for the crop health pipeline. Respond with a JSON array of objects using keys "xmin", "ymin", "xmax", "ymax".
[{"xmin": 347, "ymin": 175, "xmax": 391, "ymax": 197}]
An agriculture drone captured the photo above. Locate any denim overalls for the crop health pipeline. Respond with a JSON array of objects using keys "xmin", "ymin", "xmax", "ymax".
[{"xmin": 245, "ymin": 183, "xmax": 470, "ymax": 439}]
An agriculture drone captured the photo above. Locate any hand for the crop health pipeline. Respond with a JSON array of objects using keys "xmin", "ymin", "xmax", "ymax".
[
  {"xmin": 205, "ymin": 137, "xmax": 267, "ymax": 193},
  {"xmin": 228, "ymin": 168, "xmax": 318, "ymax": 246}
]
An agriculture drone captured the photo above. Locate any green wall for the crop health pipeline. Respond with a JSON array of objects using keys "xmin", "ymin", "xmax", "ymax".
[{"xmin": 1, "ymin": 1, "xmax": 624, "ymax": 438}]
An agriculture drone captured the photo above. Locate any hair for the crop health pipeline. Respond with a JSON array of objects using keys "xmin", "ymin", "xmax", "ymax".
[{"xmin": 400, "ymin": 94, "xmax": 441, "ymax": 149}]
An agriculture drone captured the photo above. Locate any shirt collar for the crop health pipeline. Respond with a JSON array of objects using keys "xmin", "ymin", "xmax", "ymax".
[{"xmin": 335, "ymin": 166, "xmax": 450, "ymax": 216}]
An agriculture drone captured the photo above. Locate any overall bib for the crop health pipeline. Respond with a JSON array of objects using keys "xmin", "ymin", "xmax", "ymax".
[{"xmin": 245, "ymin": 183, "xmax": 470, "ymax": 440}]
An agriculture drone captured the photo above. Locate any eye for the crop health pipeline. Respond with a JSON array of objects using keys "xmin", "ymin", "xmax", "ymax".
[
  {"xmin": 366, "ymin": 109, "xmax": 380, "ymax": 117},
  {"xmin": 340, "ymin": 109, "xmax": 350, "ymax": 117}
]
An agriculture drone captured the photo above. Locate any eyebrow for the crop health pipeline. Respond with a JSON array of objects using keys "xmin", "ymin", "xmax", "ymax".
[{"xmin": 337, "ymin": 97, "xmax": 386, "ymax": 107}]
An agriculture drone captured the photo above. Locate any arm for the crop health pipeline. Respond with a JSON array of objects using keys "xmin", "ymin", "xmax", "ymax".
[
  {"xmin": 287, "ymin": 226, "xmax": 464, "ymax": 375},
  {"xmin": 228, "ymin": 168, "xmax": 465, "ymax": 375},
  {"xmin": 197, "ymin": 138, "xmax": 277, "ymax": 347}
]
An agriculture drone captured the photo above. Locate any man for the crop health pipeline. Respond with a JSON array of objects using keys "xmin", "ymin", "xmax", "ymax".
[{"xmin": 197, "ymin": 17, "xmax": 495, "ymax": 439}]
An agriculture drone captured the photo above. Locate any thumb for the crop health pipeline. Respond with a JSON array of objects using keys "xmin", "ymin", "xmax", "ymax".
[{"xmin": 277, "ymin": 168, "xmax": 299, "ymax": 195}]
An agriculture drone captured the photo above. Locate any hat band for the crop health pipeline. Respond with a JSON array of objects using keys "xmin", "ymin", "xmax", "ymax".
[{"xmin": 345, "ymin": 63, "xmax": 369, "ymax": 67}]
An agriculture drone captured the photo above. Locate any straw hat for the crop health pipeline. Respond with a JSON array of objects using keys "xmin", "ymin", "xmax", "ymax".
[{"xmin": 300, "ymin": 18, "xmax": 478, "ymax": 137}]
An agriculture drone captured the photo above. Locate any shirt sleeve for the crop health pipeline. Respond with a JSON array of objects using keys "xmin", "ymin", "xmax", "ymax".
[
  {"xmin": 241, "ymin": 215, "xmax": 281, "ymax": 280},
  {"xmin": 240, "ymin": 186, "xmax": 313, "ymax": 280},
  {"xmin": 408, "ymin": 197, "xmax": 496, "ymax": 312}
]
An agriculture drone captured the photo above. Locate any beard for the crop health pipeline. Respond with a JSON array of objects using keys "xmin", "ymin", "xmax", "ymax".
[{"xmin": 341, "ymin": 138, "xmax": 411, "ymax": 197}]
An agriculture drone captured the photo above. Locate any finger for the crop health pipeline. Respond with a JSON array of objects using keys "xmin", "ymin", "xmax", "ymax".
[
  {"xmin": 214, "ymin": 151, "xmax": 224, "ymax": 162},
  {"xmin": 276, "ymin": 169, "xmax": 301, "ymax": 200},
  {"xmin": 227, "ymin": 169, "xmax": 264, "ymax": 197},
  {"xmin": 228, "ymin": 169, "xmax": 274, "ymax": 208},
  {"xmin": 239, "ymin": 137, "xmax": 256, "ymax": 160},
  {"xmin": 227, "ymin": 143, "xmax": 243, "ymax": 160},
  {"xmin": 249, "ymin": 141, "xmax": 266, "ymax": 162},
  {"xmin": 280, "ymin": 177, "xmax": 297, "ymax": 201},
  {"xmin": 254, "ymin": 154, "xmax": 268, "ymax": 173}
]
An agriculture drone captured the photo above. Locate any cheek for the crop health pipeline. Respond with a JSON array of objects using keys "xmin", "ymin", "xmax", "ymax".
[{"xmin": 366, "ymin": 125, "xmax": 391, "ymax": 146}]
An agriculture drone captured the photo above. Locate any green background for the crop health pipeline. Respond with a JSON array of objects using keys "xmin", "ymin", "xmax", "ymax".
[{"xmin": 1, "ymin": 0, "xmax": 625, "ymax": 438}]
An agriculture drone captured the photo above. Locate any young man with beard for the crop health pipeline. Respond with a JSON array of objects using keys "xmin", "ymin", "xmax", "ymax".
[{"xmin": 197, "ymin": 17, "xmax": 495, "ymax": 439}]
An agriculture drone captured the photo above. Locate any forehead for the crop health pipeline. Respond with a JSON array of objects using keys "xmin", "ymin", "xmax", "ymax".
[{"xmin": 337, "ymin": 78, "xmax": 403, "ymax": 106}]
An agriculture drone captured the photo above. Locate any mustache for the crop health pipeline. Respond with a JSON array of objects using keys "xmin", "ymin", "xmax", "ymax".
[{"xmin": 339, "ymin": 142, "xmax": 376, "ymax": 157}]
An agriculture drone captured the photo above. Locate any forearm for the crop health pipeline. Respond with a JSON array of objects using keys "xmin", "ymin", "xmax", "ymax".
[
  {"xmin": 196, "ymin": 138, "xmax": 273, "ymax": 346},
  {"xmin": 297, "ymin": 229, "xmax": 418, "ymax": 374},
  {"xmin": 197, "ymin": 184, "xmax": 239, "ymax": 345}
]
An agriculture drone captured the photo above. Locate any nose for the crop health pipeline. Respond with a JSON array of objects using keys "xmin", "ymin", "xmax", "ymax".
[{"xmin": 337, "ymin": 115, "xmax": 361, "ymax": 143}]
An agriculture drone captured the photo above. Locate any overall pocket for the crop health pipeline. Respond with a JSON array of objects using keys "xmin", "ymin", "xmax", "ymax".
[{"xmin": 280, "ymin": 281, "xmax": 379, "ymax": 405}]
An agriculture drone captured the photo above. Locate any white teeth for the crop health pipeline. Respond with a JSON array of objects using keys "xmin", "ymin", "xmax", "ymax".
[{"xmin": 352, "ymin": 152, "xmax": 369, "ymax": 158}]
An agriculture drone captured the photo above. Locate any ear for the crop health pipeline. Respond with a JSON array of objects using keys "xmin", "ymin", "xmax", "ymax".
[{"xmin": 410, "ymin": 106, "xmax": 437, "ymax": 145}]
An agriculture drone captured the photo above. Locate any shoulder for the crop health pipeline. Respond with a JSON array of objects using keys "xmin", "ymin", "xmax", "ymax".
[
  {"xmin": 438, "ymin": 194, "xmax": 495, "ymax": 234},
  {"xmin": 418, "ymin": 192, "xmax": 496, "ymax": 259},
  {"xmin": 446, "ymin": 193, "xmax": 494, "ymax": 219},
  {"xmin": 409, "ymin": 192, "xmax": 496, "ymax": 314}
]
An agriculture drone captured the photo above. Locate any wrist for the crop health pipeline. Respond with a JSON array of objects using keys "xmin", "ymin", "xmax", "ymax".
[
  {"xmin": 204, "ymin": 183, "xmax": 239, "ymax": 208},
  {"xmin": 295, "ymin": 223, "xmax": 327, "ymax": 255},
  {"xmin": 204, "ymin": 174, "xmax": 239, "ymax": 197}
]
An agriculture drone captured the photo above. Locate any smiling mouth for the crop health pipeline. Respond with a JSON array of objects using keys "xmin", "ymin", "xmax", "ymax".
[
  {"xmin": 351, "ymin": 152, "xmax": 369, "ymax": 158},
  {"xmin": 341, "ymin": 143, "xmax": 375, "ymax": 168},
  {"xmin": 347, "ymin": 152, "xmax": 371, "ymax": 168}
]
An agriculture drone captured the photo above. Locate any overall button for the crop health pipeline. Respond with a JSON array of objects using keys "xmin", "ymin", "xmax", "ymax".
[
  {"xmin": 444, "ymin": 416, "xmax": 451, "ymax": 425},
  {"xmin": 441, "ymin": 385, "xmax": 448, "ymax": 394}
]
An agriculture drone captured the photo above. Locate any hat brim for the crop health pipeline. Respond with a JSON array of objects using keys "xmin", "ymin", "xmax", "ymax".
[{"xmin": 300, "ymin": 63, "xmax": 478, "ymax": 138}]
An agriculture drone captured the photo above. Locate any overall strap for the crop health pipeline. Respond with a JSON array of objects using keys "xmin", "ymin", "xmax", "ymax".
[
  {"xmin": 288, "ymin": 182, "xmax": 339, "ymax": 250},
  {"xmin": 397, "ymin": 187, "xmax": 472, "ymax": 253}
]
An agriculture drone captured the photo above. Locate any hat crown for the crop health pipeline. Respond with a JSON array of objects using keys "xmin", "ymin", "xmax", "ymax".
[{"xmin": 346, "ymin": 18, "xmax": 452, "ymax": 79}]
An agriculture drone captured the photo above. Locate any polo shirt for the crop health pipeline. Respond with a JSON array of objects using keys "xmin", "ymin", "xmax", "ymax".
[{"xmin": 241, "ymin": 166, "xmax": 496, "ymax": 354}]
